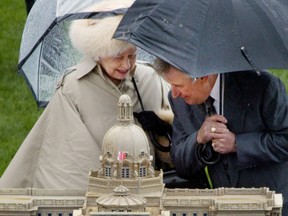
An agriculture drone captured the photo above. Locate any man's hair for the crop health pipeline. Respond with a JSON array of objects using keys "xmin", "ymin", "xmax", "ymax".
[
  {"xmin": 154, "ymin": 57, "xmax": 197, "ymax": 81},
  {"xmin": 153, "ymin": 58, "xmax": 172, "ymax": 76}
]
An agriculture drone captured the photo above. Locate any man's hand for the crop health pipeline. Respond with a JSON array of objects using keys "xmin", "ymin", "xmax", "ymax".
[{"xmin": 197, "ymin": 114, "xmax": 236, "ymax": 154}]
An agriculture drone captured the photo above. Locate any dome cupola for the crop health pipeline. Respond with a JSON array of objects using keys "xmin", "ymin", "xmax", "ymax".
[{"xmin": 100, "ymin": 94, "xmax": 153, "ymax": 179}]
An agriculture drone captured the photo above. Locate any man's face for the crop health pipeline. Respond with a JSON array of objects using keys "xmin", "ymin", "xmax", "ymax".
[{"xmin": 162, "ymin": 67, "xmax": 211, "ymax": 105}]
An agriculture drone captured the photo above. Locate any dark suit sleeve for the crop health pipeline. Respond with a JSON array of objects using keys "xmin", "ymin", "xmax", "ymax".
[
  {"xmin": 168, "ymin": 92, "xmax": 206, "ymax": 179},
  {"xmin": 236, "ymin": 74, "xmax": 288, "ymax": 167}
]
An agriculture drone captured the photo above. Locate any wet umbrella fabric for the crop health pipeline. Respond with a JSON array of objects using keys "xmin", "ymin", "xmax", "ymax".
[
  {"xmin": 18, "ymin": 0, "xmax": 154, "ymax": 107},
  {"xmin": 114, "ymin": 0, "xmax": 288, "ymax": 78},
  {"xmin": 114, "ymin": 0, "xmax": 288, "ymax": 166}
]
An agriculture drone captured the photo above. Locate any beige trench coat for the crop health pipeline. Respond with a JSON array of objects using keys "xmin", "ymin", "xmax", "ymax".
[{"xmin": 0, "ymin": 58, "xmax": 171, "ymax": 190}]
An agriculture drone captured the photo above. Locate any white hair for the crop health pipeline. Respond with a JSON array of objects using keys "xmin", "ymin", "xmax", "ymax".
[{"xmin": 69, "ymin": 0, "xmax": 135, "ymax": 61}]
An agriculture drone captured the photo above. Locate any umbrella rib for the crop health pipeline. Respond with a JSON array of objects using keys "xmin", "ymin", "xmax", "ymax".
[
  {"xmin": 232, "ymin": 1, "xmax": 257, "ymax": 73},
  {"xmin": 57, "ymin": 8, "xmax": 128, "ymax": 22},
  {"xmin": 197, "ymin": 0, "xmax": 214, "ymax": 76},
  {"xmin": 18, "ymin": 20, "xmax": 59, "ymax": 70},
  {"xmin": 233, "ymin": 0, "xmax": 288, "ymax": 71},
  {"xmin": 19, "ymin": 9, "xmax": 129, "ymax": 69},
  {"xmin": 240, "ymin": 47, "xmax": 259, "ymax": 73},
  {"xmin": 247, "ymin": 1, "xmax": 288, "ymax": 52},
  {"xmin": 37, "ymin": 40, "xmax": 44, "ymax": 106}
]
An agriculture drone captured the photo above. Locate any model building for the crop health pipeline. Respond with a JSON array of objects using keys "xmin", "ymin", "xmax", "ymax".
[{"xmin": 0, "ymin": 95, "xmax": 282, "ymax": 216}]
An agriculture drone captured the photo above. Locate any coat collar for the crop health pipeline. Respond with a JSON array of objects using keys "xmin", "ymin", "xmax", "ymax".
[
  {"xmin": 74, "ymin": 57, "xmax": 137, "ymax": 80},
  {"xmin": 75, "ymin": 57, "xmax": 97, "ymax": 79}
]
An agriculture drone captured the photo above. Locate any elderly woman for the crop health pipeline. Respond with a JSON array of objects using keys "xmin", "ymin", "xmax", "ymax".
[{"xmin": 0, "ymin": 0, "xmax": 172, "ymax": 190}]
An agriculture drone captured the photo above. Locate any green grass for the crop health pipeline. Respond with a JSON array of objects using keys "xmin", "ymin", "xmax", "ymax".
[
  {"xmin": 0, "ymin": 0, "xmax": 287, "ymax": 177},
  {"xmin": 271, "ymin": 69, "xmax": 288, "ymax": 85},
  {"xmin": 0, "ymin": 0, "xmax": 42, "ymax": 175}
]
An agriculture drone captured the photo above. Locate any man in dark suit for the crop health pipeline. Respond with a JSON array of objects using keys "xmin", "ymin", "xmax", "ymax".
[{"xmin": 154, "ymin": 58, "xmax": 288, "ymax": 214}]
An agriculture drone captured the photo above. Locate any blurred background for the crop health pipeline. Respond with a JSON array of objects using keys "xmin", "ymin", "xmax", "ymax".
[
  {"xmin": 0, "ymin": 0, "xmax": 42, "ymax": 176},
  {"xmin": 0, "ymin": 0, "xmax": 287, "ymax": 177}
]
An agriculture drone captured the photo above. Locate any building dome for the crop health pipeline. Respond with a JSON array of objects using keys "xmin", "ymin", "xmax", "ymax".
[
  {"xmin": 99, "ymin": 94, "xmax": 154, "ymax": 179},
  {"xmin": 102, "ymin": 94, "xmax": 150, "ymax": 161}
]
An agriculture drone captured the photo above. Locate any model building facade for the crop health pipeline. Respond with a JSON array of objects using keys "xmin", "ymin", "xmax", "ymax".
[{"xmin": 0, "ymin": 95, "xmax": 283, "ymax": 216}]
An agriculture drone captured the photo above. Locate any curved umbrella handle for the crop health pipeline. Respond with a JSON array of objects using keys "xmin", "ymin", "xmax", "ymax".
[{"xmin": 196, "ymin": 142, "xmax": 222, "ymax": 165}]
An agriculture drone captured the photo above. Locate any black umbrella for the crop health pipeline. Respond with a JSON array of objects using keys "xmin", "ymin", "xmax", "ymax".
[
  {"xmin": 114, "ymin": 0, "xmax": 288, "ymax": 166},
  {"xmin": 114, "ymin": 0, "xmax": 288, "ymax": 78}
]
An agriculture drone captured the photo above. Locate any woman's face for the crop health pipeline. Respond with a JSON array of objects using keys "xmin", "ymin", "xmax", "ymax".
[{"xmin": 98, "ymin": 46, "xmax": 137, "ymax": 84}]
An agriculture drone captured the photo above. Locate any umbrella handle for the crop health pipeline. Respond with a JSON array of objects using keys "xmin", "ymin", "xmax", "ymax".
[{"xmin": 196, "ymin": 142, "xmax": 222, "ymax": 165}]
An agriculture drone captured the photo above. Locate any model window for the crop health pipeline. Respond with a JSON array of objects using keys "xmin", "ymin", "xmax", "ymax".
[
  {"xmin": 139, "ymin": 166, "xmax": 146, "ymax": 177},
  {"xmin": 172, "ymin": 213, "xmax": 177, "ymax": 216},
  {"xmin": 203, "ymin": 213, "xmax": 207, "ymax": 216},
  {"xmin": 105, "ymin": 165, "xmax": 111, "ymax": 177},
  {"xmin": 122, "ymin": 166, "xmax": 130, "ymax": 178},
  {"xmin": 193, "ymin": 213, "xmax": 197, "ymax": 216},
  {"xmin": 182, "ymin": 213, "xmax": 187, "ymax": 216}
]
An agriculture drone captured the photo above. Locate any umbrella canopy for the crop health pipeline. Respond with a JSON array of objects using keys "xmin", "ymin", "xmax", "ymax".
[
  {"xmin": 19, "ymin": 0, "xmax": 154, "ymax": 107},
  {"xmin": 114, "ymin": 0, "xmax": 288, "ymax": 77},
  {"xmin": 114, "ymin": 0, "xmax": 288, "ymax": 166}
]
